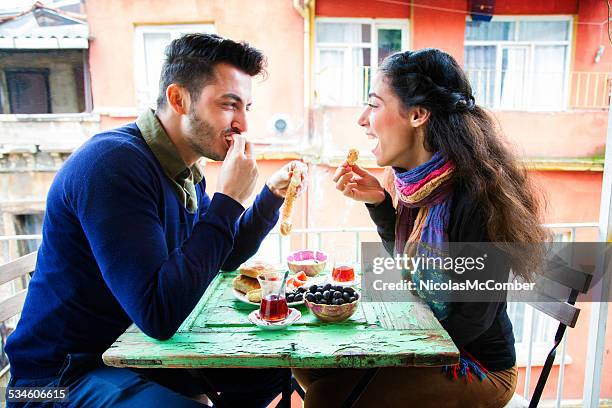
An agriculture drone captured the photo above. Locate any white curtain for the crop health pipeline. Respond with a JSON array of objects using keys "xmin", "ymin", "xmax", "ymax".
[
  {"xmin": 530, "ymin": 46, "xmax": 566, "ymax": 110},
  {"xmin": 316, "ymin": 23, "xmax": 365, "ymax": 106},
  {"xmin": 499, "ymin": 47, "xmax": 527, "ymax": 109},
  {"xmin": 464, "ymin": 45, "xmax": 496, "ymax": 107}
]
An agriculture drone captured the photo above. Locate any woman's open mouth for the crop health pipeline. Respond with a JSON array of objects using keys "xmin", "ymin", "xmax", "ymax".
[{"xmin": 366, "ymin": 133, "xmax": 380, "ymax": 156}]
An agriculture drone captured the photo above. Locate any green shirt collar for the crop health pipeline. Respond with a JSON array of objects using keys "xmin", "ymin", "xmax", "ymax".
[{"xmin": 136, "ymin": 109, "xmax": 202, "ymax": 212}]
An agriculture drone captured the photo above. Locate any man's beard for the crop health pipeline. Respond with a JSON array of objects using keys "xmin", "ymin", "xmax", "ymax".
[{"xmin": 186, "ymin": 108, "xmax": 232, "ymax": 162}]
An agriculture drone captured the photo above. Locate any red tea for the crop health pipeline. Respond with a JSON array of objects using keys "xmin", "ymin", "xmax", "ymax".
[
  {"xmin": 332, "ymin": 265, "xmax": 355, "ymax": 282},
  {"xmin": 259, "ymin": 294, "xmax": 289, "ymax": 322}
]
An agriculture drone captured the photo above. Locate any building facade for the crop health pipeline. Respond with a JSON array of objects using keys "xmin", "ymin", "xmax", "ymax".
[{"xmin": 0, "ymin": 0, "xmax": 610, "ymax": 403}]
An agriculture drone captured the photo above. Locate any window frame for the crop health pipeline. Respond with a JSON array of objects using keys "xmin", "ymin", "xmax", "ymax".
[
  {"xmin": 464, "ymin": 15, "xmax": 574, "ymax": 112},
  {"xmin": 134, "ymin": 24, "xmax": 215, "ymax": 108},
  {"xmin": 314, "ymin": 17, "xmax": 409, "ymax": 106}
]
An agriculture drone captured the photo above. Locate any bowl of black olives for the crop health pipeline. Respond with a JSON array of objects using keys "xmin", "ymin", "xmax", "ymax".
[{"xmin": 303, "ymin": 283, "xmax": 359, "ymax": 322}]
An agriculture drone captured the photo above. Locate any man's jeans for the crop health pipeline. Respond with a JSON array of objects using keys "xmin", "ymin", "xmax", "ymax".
[{"xmin": 6, "ymin": 353, "xmax": 288, "ymax": 407}]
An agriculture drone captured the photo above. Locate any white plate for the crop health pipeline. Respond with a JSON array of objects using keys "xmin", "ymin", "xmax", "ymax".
[
  {"xmin": 232, "ymin": 289, "xmax": 305, "ymax": 307},
  {"xmin": 248, "ymin": 308, "xmax": 301, "ymax": 330}
]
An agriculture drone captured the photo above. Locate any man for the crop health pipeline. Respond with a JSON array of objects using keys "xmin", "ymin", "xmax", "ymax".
[{"xmin": 5, "ymin": 33, "xmax": 307, "ymax": 407}]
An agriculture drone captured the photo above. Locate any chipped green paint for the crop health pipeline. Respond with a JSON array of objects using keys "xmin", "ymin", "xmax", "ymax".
[{"xmin": 103, "ymin": 271, "xmax": 459, "ymax": 369}]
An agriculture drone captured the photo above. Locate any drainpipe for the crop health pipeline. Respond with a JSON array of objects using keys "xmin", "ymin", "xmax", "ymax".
[
  {"xmin": 292, "ymin": 0, "xmax": 314, "ymax": 141},
  {"xmin": 292, "ymin": 0, "xmax": 314, "ymax": 248}
]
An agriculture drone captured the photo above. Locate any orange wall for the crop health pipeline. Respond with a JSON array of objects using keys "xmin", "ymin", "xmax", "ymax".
[
  {"xmin": 574, "ymin": 0, "xmax": 612, "ymax": 71},
  {"xmin": 315, "ymin": 107, "xmax": 608, "ymax": 160},
  {"xmin": 530, "ymin": 171, "xmax": 602, "ymax": 223},
  {"xmin": 316, "ymin": 0, "xmax": 410, "ymax": 18},
  {"xmin": 85, "ymin": 0, "xmax": 305, "ymax": 143},
  {"xmin": 494, "ymin": 111, "xmax": 608, "ymax": 159}
]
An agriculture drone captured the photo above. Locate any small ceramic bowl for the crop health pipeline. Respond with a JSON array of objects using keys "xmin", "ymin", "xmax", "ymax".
[
  {"xmin": 304, "ymin": 298, "xmax": 359, "ymax": 323},
  {"xmin": 287, "ymin": 250, "xmax": 327, "ymax": 277}
]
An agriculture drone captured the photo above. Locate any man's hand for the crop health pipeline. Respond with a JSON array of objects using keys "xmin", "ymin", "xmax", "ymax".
[
  {"xmin": 217, "ymin": 135, "xmax": 258, "ymax": 206},
  {"xmin": 332, "ymin": 162, "xmax": 386, "ymax": 205},
  {"xmin": 266, "ymin": 161, "xmax": 309, "ymax": 198}
]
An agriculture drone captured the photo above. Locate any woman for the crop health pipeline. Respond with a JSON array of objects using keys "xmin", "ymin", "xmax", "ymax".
[{"xmin": 293, "ymin": 49, "xmax": 548, "ymax": 407}]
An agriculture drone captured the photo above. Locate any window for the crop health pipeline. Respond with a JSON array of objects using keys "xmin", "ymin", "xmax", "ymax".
[
  {"xmin": 0, "ymin": 50, "xmax": 90, "ymax": 114},
  {"xmin": 134, "ymin": 24, "xmax": 215, "ymax": 108},
  {"xmin": 464, "ymin": 17, "xmax": 572, "ymax": 111},
  {"xmin": 5, "ymin": 69, "xmax": 51, "ymax": 114},
  {"xmin": 315, "ymin": 18, "xmax": 408, "ymax": 106},
  {"xmin": 14, "ymin": 213, "xmax": 44, "ymax": 256}
]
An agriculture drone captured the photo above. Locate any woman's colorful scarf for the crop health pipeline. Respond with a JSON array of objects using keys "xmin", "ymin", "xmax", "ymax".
[{"xmin": 393, "ymin": 151, "xmax": 487, "ymax": 381}]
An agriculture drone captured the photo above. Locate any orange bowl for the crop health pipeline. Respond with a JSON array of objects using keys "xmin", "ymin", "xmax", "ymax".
[{"xmin": 304, "ymin": 297, "xmax": 359, "ymax": 323}]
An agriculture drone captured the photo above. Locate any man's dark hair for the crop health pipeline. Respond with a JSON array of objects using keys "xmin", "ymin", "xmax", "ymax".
[{"xmin": 156, "ymin": 33, "xmax": 267, "ymax": 109}]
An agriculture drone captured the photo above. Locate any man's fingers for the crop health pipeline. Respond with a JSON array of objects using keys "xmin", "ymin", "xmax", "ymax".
[
  {"xmin": 244, "ymin": 139, "xmax": 254, "ymax": 158},
  {"xmin": 231, "ymin": 135, "xmax": 246, "ymax": 156}
]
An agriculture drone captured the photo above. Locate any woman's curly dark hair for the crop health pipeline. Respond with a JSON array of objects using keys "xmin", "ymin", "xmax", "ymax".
[{"xmin": 381, "ymin": 48, "xmax": 550, "ymax": 281}]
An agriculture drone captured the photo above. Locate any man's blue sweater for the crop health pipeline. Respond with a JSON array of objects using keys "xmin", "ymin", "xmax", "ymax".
[{"xmin": 5, "ymin": 123, "xmax": 283, "ymax": 379}]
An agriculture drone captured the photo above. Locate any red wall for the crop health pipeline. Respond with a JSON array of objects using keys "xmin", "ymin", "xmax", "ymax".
[
  {"xmin": 316, "ymin": 0, "xmax": 410, "ymax": 18},
  {"xmin": 494, "ymin": 0, "xmax": 577, "ymax": 14},
  {"xmin": 411, "ymin": 0, "xmax": 467, "ymax": 63}
]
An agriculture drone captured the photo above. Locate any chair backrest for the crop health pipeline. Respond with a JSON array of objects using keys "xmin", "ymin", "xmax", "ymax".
[
  {"xmin": 525, "ymin": 258, "xmax": 593, "ymax": 408},
  {"xmin": 0, "ymin": 251, "xmax": 37, "ymax": 387},
  {"xmin": 0, "ymin": 251, "xmax": 37, "ymax": 323}
]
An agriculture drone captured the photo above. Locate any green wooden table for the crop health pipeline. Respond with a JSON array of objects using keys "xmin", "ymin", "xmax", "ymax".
[{"xmin": 102, "ymin": 270, "xmax": 459, "ymax": 405}]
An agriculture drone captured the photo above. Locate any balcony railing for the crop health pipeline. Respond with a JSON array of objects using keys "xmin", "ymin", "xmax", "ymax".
[
  {"xmin": 0, "ymin": 222, "xmax": 604, "ymax": 405},
  {"xmin": 569, "ymin": 72, "xmax": 612, "ymax": 110},
  {"xmin": 315, "ymin": 66, "xmax": 611, "ymax": 111}
]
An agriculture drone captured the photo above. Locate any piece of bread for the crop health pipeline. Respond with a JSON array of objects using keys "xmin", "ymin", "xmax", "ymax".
[
  {"xmin": 233, "ymin": 275, "xmax": 260, "ymax": 294},
  {"xmin": 239, "ymin": 261, "xmax": 277, "ymax": 279},
  {"xmin": 280, "ymin": 168, "xmax": 302, "ymax": 236},
  {"xmin": 347, "ymin": 149, "xmax": 359, "ymax": 165},
  {"xmin": 246, "ymin": 289, "xmax": 262, "ymax": 303}
]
